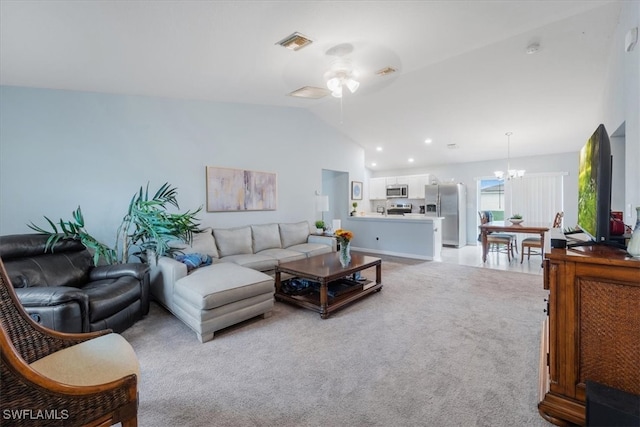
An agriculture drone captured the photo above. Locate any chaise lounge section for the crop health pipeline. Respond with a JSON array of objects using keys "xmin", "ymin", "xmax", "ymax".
[{"xmin": 150, "ymin": 221, "xmax": 336, "ymax": 342}]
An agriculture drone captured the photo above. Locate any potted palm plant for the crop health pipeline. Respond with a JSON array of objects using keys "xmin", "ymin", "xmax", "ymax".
[{"xmin": 28, "ymin": 182, "xmax": 201, "ymax": 265}]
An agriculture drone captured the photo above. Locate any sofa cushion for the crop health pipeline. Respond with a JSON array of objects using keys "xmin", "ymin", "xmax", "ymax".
[
  {"xmin": 219, "ymin": 254, "xmax": 278, "ymax": 271},
  {"xmin": 213, "ymin": 226, "xmax": 253, "ymax": 257},
  {"xmin": 287, "ymin": 243, "xmax": 333, "ymax": 258},
  {"xmin": 279, "ymin": 221, "xmax": 310, "ymax": 248},
  {"xmin": 251, "ymin": 223, "xmax": 282, "ymax": 253},
  {"xmin": 170, "ymin": 227, "xmax": 219, "ymax": 259},
  {"xmin": 173, "ymin": 263, "xmax": 273, "ymax": 310},
  {"xmin": 257, "ymin": 248, "xmax": 306, "ymax": 263}
]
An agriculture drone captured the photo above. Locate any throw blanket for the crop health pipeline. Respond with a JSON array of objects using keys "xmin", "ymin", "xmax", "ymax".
[{"xmin": 175, "ymin": 253, "xmax": 213, "ymax": 272}]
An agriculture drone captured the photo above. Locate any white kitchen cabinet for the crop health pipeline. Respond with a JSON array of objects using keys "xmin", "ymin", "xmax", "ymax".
[
  {"xmin": 369, "ymin": 177, "xmax": 387, "ymax": 200},
  {"xmin": 407, "ymin": 174, "xmax": 431, "ymax": 199}
]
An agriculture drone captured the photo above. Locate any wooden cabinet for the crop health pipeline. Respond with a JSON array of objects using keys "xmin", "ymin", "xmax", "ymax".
[{"xmin": 538, "ymin": 246, "xmax": 640, "ymax": 426}]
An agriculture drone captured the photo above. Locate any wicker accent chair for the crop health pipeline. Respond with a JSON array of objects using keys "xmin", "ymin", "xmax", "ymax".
[
  {"xmin": 0, "ymin": 258, "xmax": 139, "ymax": 427},
  {"xmin": 478, "ymin": 211, "xmax": 517, "ymax": 261},
  {"xmin": 520, "ymin": 211, "xmax": 564, "ymax": 263}
]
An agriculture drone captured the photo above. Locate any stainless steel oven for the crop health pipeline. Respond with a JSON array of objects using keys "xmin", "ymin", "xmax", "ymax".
[{"xmin": 386, "ymin": 184, "xmax": 408, "ymax": 198}]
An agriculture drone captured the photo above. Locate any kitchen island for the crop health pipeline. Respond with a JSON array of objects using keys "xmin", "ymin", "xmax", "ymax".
[{"xmin": 345, "ymin": 214, "xmax": 443, "ymax": 260}]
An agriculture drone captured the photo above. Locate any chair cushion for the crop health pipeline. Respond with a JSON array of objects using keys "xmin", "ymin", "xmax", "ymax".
[
  {"xmin": 29, "ymin": 333, "xmax": 140, "ymax": 386},
  {"xmin": 213, "ymin": 226, "xmax": 253, "ymax": 257},
  {"xmin": 279, "ymin": 221, "xmax": 310, "ymax": 248},
  {"xmin": 251, "ymin": 223, "xmax": 282, "ymax": 253}
]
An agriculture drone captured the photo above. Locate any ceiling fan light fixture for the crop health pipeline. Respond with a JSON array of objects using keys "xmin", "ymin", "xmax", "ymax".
[
  {"xmin": 325, "ymin": 71, "xmax": 359, "ymax": 98},
  {"xmin": 326, "ymin": 77, "xmax": 341, "ymax": 92},
  {"xmin": 276, "ymin": 32, "xmax": 313, "ymax": 51},
  {"xmin": 345, "ymin": 78, "xmax": 359, "ymax": 93}
]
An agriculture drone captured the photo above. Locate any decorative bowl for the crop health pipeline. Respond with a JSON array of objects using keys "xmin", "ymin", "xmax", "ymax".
[{"xmin": 509, "ymin": 218, "xmax": 524, "ymax": 224}]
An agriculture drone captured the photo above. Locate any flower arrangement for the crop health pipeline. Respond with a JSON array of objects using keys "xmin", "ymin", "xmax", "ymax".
[
  {"xmin": 334, "ymin": 228, "xmax": 354, "ymax": 266},
  {"xmin": 334, "ymin": 228, "xmax": 353, "ymax": 244}
]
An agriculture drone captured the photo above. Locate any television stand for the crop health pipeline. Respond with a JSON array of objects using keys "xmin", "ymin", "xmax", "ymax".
[{"xmin": 567, "ymin": 239, "xmax": 627, "ymax": 250}]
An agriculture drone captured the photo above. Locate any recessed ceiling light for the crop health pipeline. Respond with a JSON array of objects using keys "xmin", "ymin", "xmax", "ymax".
[
  {"xmin": 408, "ymin": 158, "xmax": 414, "ymax": 163},
  {"xmin": 424, "ymin": 138, "xmax": 432, "ymax": 144},
  {"xmin": 376, "ymin": 147, "xmax": 383, "ymax": 152},
  {"xmin": 276, "ymin": 32, "xmax": 313, "ymax": 51},
  {"xmin": 371, "ymin": 162, "xmax": 377, "ymax": 167},
  {"xmin": 288, "ymin": 86, "xmax": 330, "ymax": 99}
]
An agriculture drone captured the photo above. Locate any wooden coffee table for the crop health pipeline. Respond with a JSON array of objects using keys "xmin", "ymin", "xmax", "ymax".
[{"xmin": 274, "ymin": 252, "xmax": 382, "ymax": 319}]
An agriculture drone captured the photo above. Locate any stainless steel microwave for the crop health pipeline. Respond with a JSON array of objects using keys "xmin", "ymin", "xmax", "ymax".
[{"xmin": 386, "ymin": 184, "xmax": 408, "ymax": 198}]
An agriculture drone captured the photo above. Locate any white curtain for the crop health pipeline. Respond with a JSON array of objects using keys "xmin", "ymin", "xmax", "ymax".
[{"xmin": 507, "ymin": 173, "xmax": 566, "ymax": 226}]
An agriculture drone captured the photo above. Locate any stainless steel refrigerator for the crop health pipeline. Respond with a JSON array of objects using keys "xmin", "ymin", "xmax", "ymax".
[{"xmin": 424, "ymin": 183, "xmax": 467, "ymax": 247}]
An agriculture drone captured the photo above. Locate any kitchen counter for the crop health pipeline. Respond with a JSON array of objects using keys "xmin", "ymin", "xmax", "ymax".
[{"xmin": 345, "ymin": 215, "xmax": 444, "ymax": 260}]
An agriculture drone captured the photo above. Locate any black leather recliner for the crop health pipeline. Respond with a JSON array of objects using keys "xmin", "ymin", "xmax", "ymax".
[{"xmin": 0, "ymin": 233, "xmax": 150, "ymax": 333}]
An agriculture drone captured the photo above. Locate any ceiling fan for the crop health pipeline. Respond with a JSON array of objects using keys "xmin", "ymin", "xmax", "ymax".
[{"xmin": 277, "ymin": 33, "xmax": 400, "ymax": 100}]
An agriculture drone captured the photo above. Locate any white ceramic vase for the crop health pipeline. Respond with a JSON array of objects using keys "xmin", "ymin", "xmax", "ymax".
[{"xmin": 627, "ymin": 207, "xmax": 640, "ymax": 258}]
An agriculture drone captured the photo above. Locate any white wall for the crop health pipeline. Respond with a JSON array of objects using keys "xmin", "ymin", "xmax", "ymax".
[
  {"xmin": 603, "ymin": 0, "xmax": 640, "ymax": 224},
  {"xmin": 0, "ymin": 86, "xmax": 366, "ymax": 247}
]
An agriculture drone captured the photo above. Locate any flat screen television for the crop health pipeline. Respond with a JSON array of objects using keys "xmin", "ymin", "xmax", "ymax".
[{"xmin": 576, "ymin": 124, "xmax": 612, "ymax": 244}]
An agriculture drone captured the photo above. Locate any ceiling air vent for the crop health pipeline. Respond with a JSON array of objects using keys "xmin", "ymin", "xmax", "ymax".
[
  {"xmin": 288, "ymin": 86, "xmax": 330, "ymax": 99},
  {"xmin": 376, "ymin": 66, "xmax": 397, "ymax": 76},
  {"xmin": 276, "ymin": 32, "xmax": 313, "ymax": 51},
  {"xmin": 447, "ymin": 143, "xmax": 458, "ymax": 149}
]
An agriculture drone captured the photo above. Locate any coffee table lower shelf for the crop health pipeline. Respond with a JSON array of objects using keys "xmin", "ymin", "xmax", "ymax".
[{"xmin": 274, "ymin": 282, "xmax": 382, "ymax": 318}]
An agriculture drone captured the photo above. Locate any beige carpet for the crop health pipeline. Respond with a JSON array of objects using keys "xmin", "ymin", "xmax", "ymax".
[{"xmin": 122, "ymin": 259, "xmax": 551, "ymax": 427}]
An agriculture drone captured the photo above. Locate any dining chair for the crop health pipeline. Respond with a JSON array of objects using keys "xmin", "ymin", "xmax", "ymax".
[
  {"xmin": 0, "ymin": 257, "xmax": 140, "ymax": 427},
  {"xmin": 478, "ymin": 211, "xmax": 517, "ymax": 261},
  {"xmin": 520, "ymin": 211, "xmax": 564, "ymax": 263}
]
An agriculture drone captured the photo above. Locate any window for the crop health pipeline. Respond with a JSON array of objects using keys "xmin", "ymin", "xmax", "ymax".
[{"xmin": 510, "ymin": 173, "xmax": 565, "ymax": 224}]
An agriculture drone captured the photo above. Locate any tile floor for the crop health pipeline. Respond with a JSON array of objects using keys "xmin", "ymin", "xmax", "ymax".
[{"xmin": 440, "ymin": 243, "xmax": 543, "ymax": 275}]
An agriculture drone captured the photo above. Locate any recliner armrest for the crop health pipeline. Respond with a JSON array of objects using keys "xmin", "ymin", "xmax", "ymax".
[
  {"xmin": 15, "ymin": 286, "xmax": 90, "ymax": 332},
  {"xmin": 90, "ymin": 263, "xmax": 150, "ymax": 281},
  {"xmin": 16, "ymin": 286, "xmax": 89, "ymax": 308}
]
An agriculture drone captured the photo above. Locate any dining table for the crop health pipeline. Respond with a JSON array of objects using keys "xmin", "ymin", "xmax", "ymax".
[{"xmin": 479, "ymin": 220, "xmax": 550, "ymax": 263}]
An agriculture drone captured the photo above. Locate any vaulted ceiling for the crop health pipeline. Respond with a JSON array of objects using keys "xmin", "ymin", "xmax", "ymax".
[{"xmin": 0, "ymin": 1, "xmax": 622, "ymax": 170}]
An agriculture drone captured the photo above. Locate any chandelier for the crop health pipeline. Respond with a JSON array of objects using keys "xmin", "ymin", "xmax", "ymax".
[
  {"xmin": 494, "ymin": 132, "xmax": 525, "ymax": 180},
  {"xmin": 324, "ymin": 59, "xmax": 360, "ymax": 98}
]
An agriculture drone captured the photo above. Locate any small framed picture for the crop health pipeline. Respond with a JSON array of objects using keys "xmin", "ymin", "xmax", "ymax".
[{"xmin": 351, "ymin": 181, "xmax": 363, "ymax": 200}]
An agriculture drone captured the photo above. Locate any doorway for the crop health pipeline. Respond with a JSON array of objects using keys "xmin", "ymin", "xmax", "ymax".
[{"xmin": 322, "ymin": 169, "xmax": 349, "ymax": 232}]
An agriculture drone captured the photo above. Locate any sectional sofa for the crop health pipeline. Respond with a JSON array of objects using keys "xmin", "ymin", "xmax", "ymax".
[{"xmin": 149, "ymin": 221, "xmax": 336, "ymax": 342}]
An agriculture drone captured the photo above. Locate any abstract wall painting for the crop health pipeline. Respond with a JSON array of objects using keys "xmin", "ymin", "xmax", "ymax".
[{"xmin": 206, "ymin": 166, "xmax": 277, "ymax": 212}]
